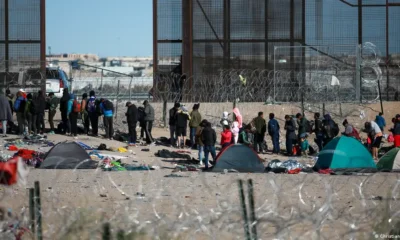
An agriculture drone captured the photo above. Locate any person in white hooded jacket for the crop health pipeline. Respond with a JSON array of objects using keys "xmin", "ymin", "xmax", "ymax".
[{"xmin": 220, "ymin": 111, "xmax": 231, "ymax": 130}]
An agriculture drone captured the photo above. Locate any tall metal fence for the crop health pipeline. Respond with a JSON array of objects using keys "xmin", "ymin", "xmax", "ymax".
[{"xmin": 153, "ymin": 0, "xmax": 400, "ymax": 103}]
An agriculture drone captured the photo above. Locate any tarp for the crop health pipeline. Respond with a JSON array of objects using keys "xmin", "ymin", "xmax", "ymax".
[
  {"xmin": 314, "ymin": 136, "xmax": 376, "ymax": 171},
  {"xmin": 377, "ymin": 147, "xmax": 400, "ymax": 171},
  {"xmin": 40, "ymin": 142, "xmax": 98, "ymax": 169},
  {"xmin": 212, "ymin": 144, "xmax": 265, "ymax": 172}
]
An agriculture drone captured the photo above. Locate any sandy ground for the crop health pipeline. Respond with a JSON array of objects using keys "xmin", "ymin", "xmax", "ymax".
[{"xmin": 1, "ymin": 103, "xmax": 400, "ymax": 239}]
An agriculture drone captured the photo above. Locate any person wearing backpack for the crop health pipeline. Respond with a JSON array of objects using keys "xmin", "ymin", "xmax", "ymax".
[
  {"xmin": 100, "ymin": 98, "xmax": 114, "ymax": 140},
  {"xmin": 67, "ymin": 94, "xmax": 79, "ymax": 136},
  {"xmin": 143, "ymin": 100, "xmax": 155, "ymax": 144},
  {"xmin": 25, "ymin": 93, "xmax": 36, "ymax": 135},
  {"xmin": 34, "ymin": 90, "xmax": 46, "ymax": 134},
  {"xmin": 81, "ymin": 93, "xmax": 90, "ymax": 135},
  {"xmin": 268, "ymin": 113, "xmax": 280, "ymax": 154},
  {"xmin": 86, "ymin": 90, "xmax": 99, "ymax": 136},
  {"xmin": 313, "ymin": 113, "xmax": 324, "ymax": 152}
]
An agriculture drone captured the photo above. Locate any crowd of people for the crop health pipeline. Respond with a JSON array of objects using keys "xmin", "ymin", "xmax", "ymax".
[
  {"xmin": 1, "ymin": 88, "xmax": 400, "ymax": 165},
  {"xmin": 0, "ymin": 89, "xmax": 157, "ymax": 144}
]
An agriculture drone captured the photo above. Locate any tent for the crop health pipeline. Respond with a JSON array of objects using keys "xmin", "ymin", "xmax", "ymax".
[
  {"xmin": 314, "ymin": 136, "xmax": 376, "ymax": 171},
  {"xmin": 377, "ymin": 147, "xmax": 400, "ymax": 171},
  {"xmin": 40, "ymin": 142, "xmax": 98, "ymax": 169},
  {"xmin": 212, "ymin": 144, "xmax": 265, "ymax": 172}
]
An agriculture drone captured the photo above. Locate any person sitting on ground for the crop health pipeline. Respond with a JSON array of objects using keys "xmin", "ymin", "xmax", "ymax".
[
  {"xmin": 196, "ymin": 119, "xmax": 208, "ymax": 165},
  {"xmin": 176, "ymin": 106, "xmax": 191, "ymax": 148},
  {"xmin": 375, "ymin": 112, "xmax": 386, "ymax": 132},
  {"xmin": 220, "ymin": 125, "xmax": 232, "ymax": 150},
  {"xmin": 202, "ymin": 121, "xmax": 217, "ymax": 170},
  {"xmin": 239, "ymin": 124, "xmax": 254, "ymax": 148},
  {"xmin": 342, "ymin": 119, "xmax": 360, "ymax": 140},
  {"xmin": 300, "ymin": 133, "xmax": 309, "ymax": 157},
  {"xmin": 364, "ymin": 120, "xmax": 383, "ymax": 160}
]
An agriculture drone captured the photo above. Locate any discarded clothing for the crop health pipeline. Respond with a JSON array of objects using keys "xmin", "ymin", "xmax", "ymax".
[
  {"xmin": 89, "ymin": 151, "xmax": 104, "ymax": 160},
  {"xmin": 164, "ymin": 174, "xmax": 188, "ymax": 178},
  {"xmin": 7, "ymin": 145, "xmax": 18, "ymax": 151},
  {"xmin": 318, "ymin": 169, "xmax": 334, "ymax": 175},
  {"xmin": 155, "ymin": 149, "xmax": 191, "ymax": 160},
  {"xmin": 98, "ymin": 144, "xmax": 107, "ymax": 151},
  {"xmin": 288, "ymin": 168, "xmax": 302, "ymax": 174},
  {"xmin": 173, "ymin": 164, "xmax": 200, "ymax": 172},
  {"xmin": 76, "ymin": 141, "xmax": 93, "ymax": 150},
  {"xmin": 118, "ymin": 147, "xmax": 128, "ymax": 153}
]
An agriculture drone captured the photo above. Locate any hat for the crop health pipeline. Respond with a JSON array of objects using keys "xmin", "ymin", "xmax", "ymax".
[
  {"xmin": 222, "ymin": 120, "xmax": 229, "ymax": 126},
  {"xmin": 126, "ymin": 102, "xmax": 132, "ymax": 107},
  {"xmin": 19, "ymin": 89, "xmax": 25, "ymax": 93},
  {"xmin": 181, "ymin": 106, "xmax": 188, "ymax": 112}
]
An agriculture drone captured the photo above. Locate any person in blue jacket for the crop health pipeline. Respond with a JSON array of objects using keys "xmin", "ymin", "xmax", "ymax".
[
  {"xmin": 100, "ymin": 98, "xmax": 114, "ymax": 140},
  {"xmin": 268, "ymin": 113, "xmax": 280, "ymax": 154},
  {"xmin": 375, "ymin": 112, "xmax": 386, "ymax": 132},
  {"xmin": 67, "ymin": 94, "xmax": 79, "ymax": 136},
  {"xmin": 14, "ymin": 90, "xmax": 27, "ymax": 135}
]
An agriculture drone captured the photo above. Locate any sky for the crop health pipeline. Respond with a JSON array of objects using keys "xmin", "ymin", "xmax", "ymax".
[{"xmin": 46, "ymin": 0, "xmax": 153, "ymax": 57}]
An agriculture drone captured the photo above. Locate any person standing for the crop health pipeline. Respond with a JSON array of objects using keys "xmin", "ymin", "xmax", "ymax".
[
  {"xmin": 268, "ymin": 113, "xmax": 280, "ymax": 154},
  {"xmin": 67, "ymin": 94, "xmax": 79, "ymax": 137},
  {"xmin": 220, "ymin": 125, "xmax": 232, "ymax": 149},
  {"xmin": 189, "ymin": 103, "xmax": 202, "ymax": 148},
  {"xmin": 47, "ymin": 92, "xmax": 59, "ymax": 134},
  {"xmin": 169, "ymin": 102, "xmax": 180, "ymax": 146},
  {"xmin": 284, "ymin": 115, "xmax": 297, "ymax": 156},
  {"xmin": 35, "ymin": 90, "xmax": 46, "ymax": 134},
  {"xmin": 25, "ymin": 93, "xmax": 36, "ymax": 135},
  {"xmin": 232, "ymin": 108, "xmax": 243, "ymax": 130},
  {"xmin": 176, "ymin": 106, "xmax": 191, "ymax": 148},
  {"xmin": 86, "ymin": 90, "xmax": 99, "ymax": 136},
  {"xmin": 296, "ymin": 113, "xmax": 308, "ymax": 139},
  {"xmin": 99, "ymin": 98, "xmax": 114, "ymax": 140},
  {"xmin": 313, "ymin": 113, "xmax": 324, "ymax": 152},
  {"xmin": 375, "ymin": 112, "xmax": 386, "ymax": 132},
  {"xmin": 364, "ymin": 120, "xmax": 383, "ymax": 160},
  {"xmin": 143, "ymin": 100, "xmax": 155, "ymax": 144},
  {"xmin": 14, "ymin": 89, "xmax": 27, "ymax": 135},
  {"xmin": 59, "ymin": 88, "xmax": 70, "ymax": 134},
  {"xmin": 0, "ymin": 92, "xmax": 12, "ymax": 137},
  {"xmin": 196, "ymin": 120, "xmax": 208, "ymax": 165},
  {"xmin": 138, "ymin": 106, "xmax": 146, "ymax": 140},
  {"xmin": 125, "ymin": 102, "xmax": 138, "ymax": 146},
  {"xmin": 253, "ymin": 112, "xmax": 267, "ymax": 154},
  {"xmin": 202, "ymin": 121, "xmax": 217, "ymax": 170},
  {"xmin": 322, "ymin": 114, "xmax": 336, "ymax": 147},
  {"xmin": 80, "ymin": 93, "xmax": 90, "ymax": 135},
  {"xmin": 6, "ymin": 89, "xmax": 14, "ymax": 116}
]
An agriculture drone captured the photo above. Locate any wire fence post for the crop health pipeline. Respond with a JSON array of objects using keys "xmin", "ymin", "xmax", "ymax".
[
  {"xmin": 115, "ymin": 80, "xmax": 120, "ymax": 120},
  {"xmin": 29, "ymin": 188, "xmax": 35, "ymax": 233},
  {"xmin": 238, "ymin": 179, "xmax": 250, "ymax": 240},
  {"xmin": 247, "ymin": 179, "xmax": 257, "ymax": 240},
  {"xmin": 102, "ymin": 222, "xmax": 111, "ymax": 240},
  {"xmin": 129, "ymin": 76, "xmax": 133, "ymax": 101},
  {"xmin": 34, "ymin": 181, "xmax": 42, "ymax": 240}
]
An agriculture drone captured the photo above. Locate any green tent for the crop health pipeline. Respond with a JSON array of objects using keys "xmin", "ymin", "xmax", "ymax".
[
  {"xmin": 314, "ymin": 136, "xmax": 376, "ymax": 170},
  {"xmin": 377, "ymin": 148, "xmax": 400, "ymax": 171}
]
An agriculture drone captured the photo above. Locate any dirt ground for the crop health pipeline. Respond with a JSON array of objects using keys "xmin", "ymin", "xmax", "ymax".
[{"xmin": 1, "ymin": 102, "xmax": 400, "ymax": 239}]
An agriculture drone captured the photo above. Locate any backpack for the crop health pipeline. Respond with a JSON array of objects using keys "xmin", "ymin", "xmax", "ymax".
[
  {"xmin": 87, "ymin": 98, "xmax": 96, "ymax": 113},
  {"xmin": 73, "ymin": 100, "xmax": 81, "ymax": 113},
  {"xmin": 103, "ymin": 100, "xmax": 113, "ymax": 111}
]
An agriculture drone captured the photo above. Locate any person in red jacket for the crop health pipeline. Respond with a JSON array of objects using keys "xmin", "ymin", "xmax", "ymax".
[{"xmin": 220, "ymin": 125, "xmax": 232, "ymax": 149}]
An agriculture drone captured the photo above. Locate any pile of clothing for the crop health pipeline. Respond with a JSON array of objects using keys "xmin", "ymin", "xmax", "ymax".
[
  {"xmin": 172, "ymin": 164, "xmax": 201, "ymax": 172},
  {"xmin": 13, "ymin": 149, "xmax": 44, "ymax": 168},
  {"xmin": 100, "ymin": 158, "xmax": 155, "ymax": 171}
]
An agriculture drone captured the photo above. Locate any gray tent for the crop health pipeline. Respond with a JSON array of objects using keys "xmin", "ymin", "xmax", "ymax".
[
  {"xmin": 40, "ymin": 142, "xmax": 98, "ymax": 169},
  {"xmin": 212, "ymin": 144, "xmax": 265, "ymax": 172}
]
